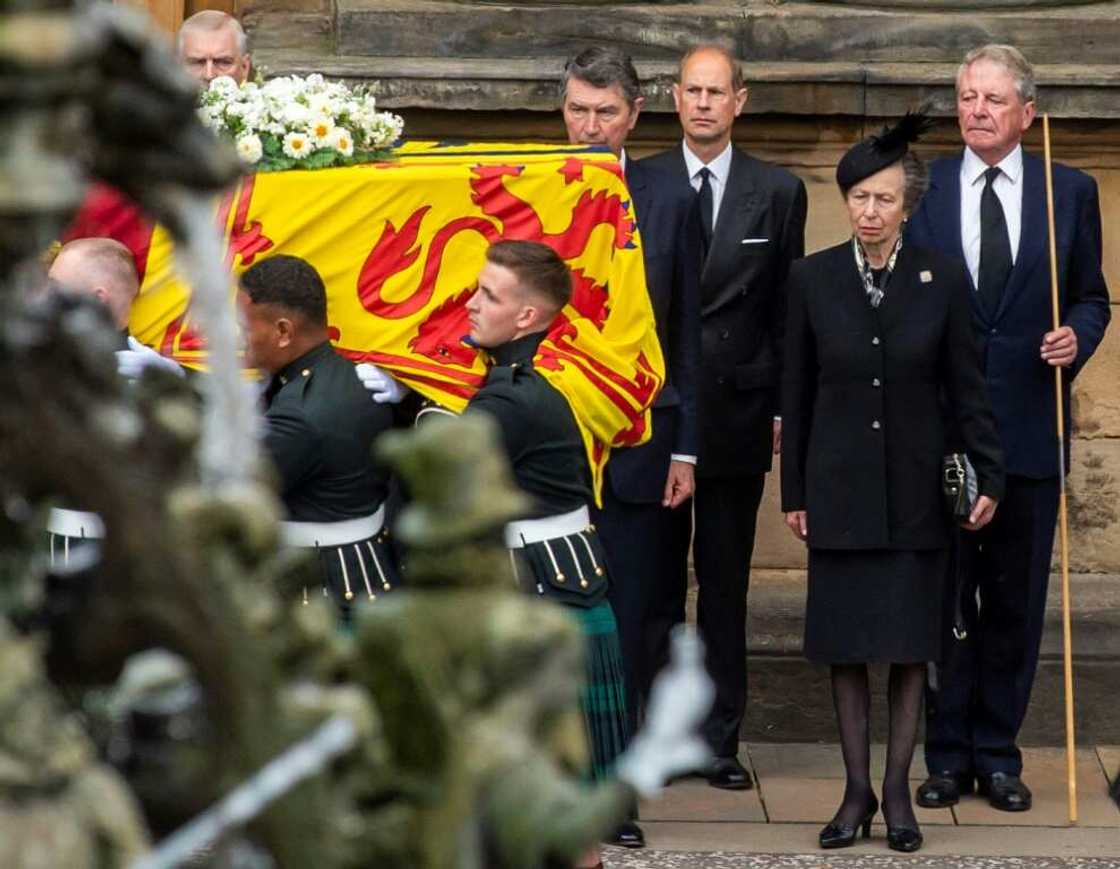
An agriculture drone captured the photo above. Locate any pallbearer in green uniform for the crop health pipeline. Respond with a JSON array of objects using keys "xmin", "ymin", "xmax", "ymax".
[
  {"xmin": 238, "ymin": 255, "xmax": 399, "ymax": 617},
  {"xmin": 463, "ymin": 240, "xmax": 627, "ymax": 869}
]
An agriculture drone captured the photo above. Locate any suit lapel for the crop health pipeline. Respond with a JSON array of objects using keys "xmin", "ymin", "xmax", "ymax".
[
  {"xmin": 994, "ymin": 152, "xmax": 1046, "ymax": 322},
  {"xmin": 925, "ymin": 156, "xmax": 992, "ymax": 326},
  {"xmin": 929, "ymin": 158, "xmax": 967, "ymax": 267},
  {"xmin": 624, "ymin": 159, "xmax": 651, "ymax": 231},
  {"xmin": 876, "ymin": 242, "xmax": 919, "ymax": 332},
  {"xmin": 701, "ymin": 149, "xmax": 758, "ymax": 286}
]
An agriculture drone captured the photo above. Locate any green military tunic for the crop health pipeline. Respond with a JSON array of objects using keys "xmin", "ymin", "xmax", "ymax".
[
  {"xmin": 263, "ymin": 340, "xmax": 398, "ymax": 609},
  {"xmin": 466, "ymin": 330, "xmax": 629, "ymax": 779}
]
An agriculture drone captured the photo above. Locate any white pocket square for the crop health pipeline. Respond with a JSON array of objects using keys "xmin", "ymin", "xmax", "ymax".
[{"xmin": 741, "ymin": 237, "xmax": 769, "ymax": 245}]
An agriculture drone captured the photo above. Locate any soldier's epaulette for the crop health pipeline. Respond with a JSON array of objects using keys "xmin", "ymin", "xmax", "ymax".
[
  {"xmin": 275, "ymin": 366, "xmax": 314, "ymax": 402},
  {"xmin": 489, "ymin": 364, "xmax": 517, "ymax": 385}
]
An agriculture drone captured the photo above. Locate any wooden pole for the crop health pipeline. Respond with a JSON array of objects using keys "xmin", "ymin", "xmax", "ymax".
[{"xmin": 1042, "ymin": 113, "xmax": 1078, "ymax": 825}]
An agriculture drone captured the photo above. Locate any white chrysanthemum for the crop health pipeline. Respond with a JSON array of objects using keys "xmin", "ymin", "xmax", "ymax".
[
  {"xmin": 236, "ymin": 133, "xmax": 264, "ymax": 164},
  {"xmin": 305, "ymin": 73, "xmax": 325, "ymax": 91},
  {"xmin": 282, "ymin": 130, "xmax": 313, "ymax": 159},
  {"xmin": 309, "ymin": 114, "xmax": 335, "ymax": 146},
  {"xmin": 331, "ymin": 127, "xmax": 354, "ymax": 157}
]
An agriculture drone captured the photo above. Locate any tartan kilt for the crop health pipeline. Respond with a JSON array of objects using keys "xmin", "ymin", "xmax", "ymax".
[{"xmin": 567, "ymin": 599, "xmax": 630, "ymax": 781}]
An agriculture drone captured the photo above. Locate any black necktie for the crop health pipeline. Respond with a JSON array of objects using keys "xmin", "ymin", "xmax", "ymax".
[
  {"xmin": 978, "ymin": 166, "xmax": 1012, "ymax": 316},
  {"xmin": 696, "ymin": 167, "xmax": 714, "ymax": 251}
]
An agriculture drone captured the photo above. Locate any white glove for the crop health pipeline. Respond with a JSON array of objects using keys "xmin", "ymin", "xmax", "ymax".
[
  {"xmin": 115, "ymin": 336, "xmax": 185, "ymax": 380},
  {"xmin": 355, "ymin": 362, "xmax": 408, "ymax": 405},
  {"xmin": 614, "ymin": 626, "xmax": 714, "ymax": 797}
]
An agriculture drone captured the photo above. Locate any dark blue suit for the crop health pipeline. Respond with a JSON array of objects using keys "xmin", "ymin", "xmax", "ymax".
[
  {"xmin": 594, "ymin": 157, "xmax": 701, "ymax": 737},
  {"xmin": 907, "ymin": 150, "xmax": 1110, "ymax": 777}
]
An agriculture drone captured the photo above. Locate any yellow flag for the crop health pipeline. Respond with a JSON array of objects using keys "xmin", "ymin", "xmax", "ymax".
[{"xmin": 131, "ymin": 142, "xmax": 665, "ymax": 499}]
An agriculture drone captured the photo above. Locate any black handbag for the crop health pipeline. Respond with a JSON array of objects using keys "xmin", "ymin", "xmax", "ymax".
[
  {"xmin": 942, "ymin": 452, "xmax": 977, "ymax": 522},
  {"xmin": 941, "ymin": 453, "xmax": 977, "ymax": 643}
]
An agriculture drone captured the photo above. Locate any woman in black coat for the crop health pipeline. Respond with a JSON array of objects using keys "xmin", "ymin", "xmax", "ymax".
[{"xmin": 781, "ymin": 115, "xmax": 1005, "ymax": 852}]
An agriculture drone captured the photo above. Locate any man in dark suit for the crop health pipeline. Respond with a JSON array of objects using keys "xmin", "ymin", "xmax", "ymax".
[
  {"xmin": 560, "ymin": 46, "xmax": 700, "ymax": 843},
  {"xmin": 644, "ymin": 45, "xmax": 807, "ymax": 789},
  {"xmin": 907, "ymin": 44, "xmax": 1111, "ymax": 813}
]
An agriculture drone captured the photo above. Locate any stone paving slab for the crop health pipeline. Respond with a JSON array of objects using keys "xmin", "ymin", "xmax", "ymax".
[
  {"xmin": 618, "ymin": 823, "xmax": 1120, "ymax": 860},
  {"xmin": 603, "ymin": 853, "xmax": 1120, "ymax": 869},
  {"xmin": 758, "ymin": 778, "xmax": 954, "ymax": 826},
  {"xmin": 1098, "ymin": 747, "xmax": 1119, "ymax": 783},
  {"xmin": 642, "ymin": 778, "xmax": 767, "ymax": 823},
  {"xmin": 747, "ymin": 743, "xmax": 923, "ymax": 781}
]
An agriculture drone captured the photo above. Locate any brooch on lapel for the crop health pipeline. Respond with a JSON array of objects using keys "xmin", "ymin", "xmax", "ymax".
[{"xmin": 920, "ymin": 270, "xmax": 933, "ymax": 284}]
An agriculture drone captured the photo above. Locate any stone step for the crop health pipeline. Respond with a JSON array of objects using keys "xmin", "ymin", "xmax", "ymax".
[
  {"xmin": 729, "ymin": 570, "xmax": 1120, "ymax": 743},
  {"xmin": 251, "ymin": 51, "xmax": 1120, "ymax": 119},
  {"xmin": 332, "ymin": 1, "xmax": 1120, "ymax": 66}
]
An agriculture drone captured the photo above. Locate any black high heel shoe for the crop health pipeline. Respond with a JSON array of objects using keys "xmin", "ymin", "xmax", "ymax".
[
  {"xmin": 886, "ymin": 824, "xmax": 923, "ymax": 852},
  {"xmin": 819, "ymin": 797, "xmax": 878, "ymax": 849}
]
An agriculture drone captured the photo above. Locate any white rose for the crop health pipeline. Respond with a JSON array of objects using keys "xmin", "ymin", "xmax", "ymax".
[
  {"xmin": 236, "ymin": 133, "xmax": 264, "ymax": 164},
  {"xmin": 282, "ymin": 103, "xmax": 311, "ymax": 128},
  {"xmin": 208, "ymin": 75, "xmax": 240, "ymax": 98}
]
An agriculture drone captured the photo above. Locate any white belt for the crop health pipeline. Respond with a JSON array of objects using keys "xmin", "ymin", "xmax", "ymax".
[
  {"xmin": 280, "ymin": 506, "xmax": 385, "ymax": 549},
  {"xmin": 504, "ymin": 505, "xmax": 591, "ymax": 549},
  {"xmin": 47, "ymin": 508, "xmax": 106, "ymax": 540}
]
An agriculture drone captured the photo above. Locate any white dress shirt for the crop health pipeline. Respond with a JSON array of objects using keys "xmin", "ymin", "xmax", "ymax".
[
  {"xmin": 960, "ymin": 145, "xmax": 1023, "ymax": 289},
  {"xmin": 683, "ymin": 141, "xmax": 733, "ymax": 232}
]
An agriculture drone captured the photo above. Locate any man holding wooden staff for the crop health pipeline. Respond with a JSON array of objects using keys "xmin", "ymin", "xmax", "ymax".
[{"xmin": 907, "ymin": 44, "xmax": 1111, "ymax": 813}]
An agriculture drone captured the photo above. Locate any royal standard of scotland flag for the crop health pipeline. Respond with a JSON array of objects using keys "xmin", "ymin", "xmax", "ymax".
[{"xmin": 70, "ymin": 142, "xmax": 664, "ymax": 501}]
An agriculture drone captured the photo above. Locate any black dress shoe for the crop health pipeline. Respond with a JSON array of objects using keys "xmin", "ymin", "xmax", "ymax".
[
  {"xmin": 886, "ymin": 825, "xmax": 923, "ymax": 852},
  {"xmin": 819, "ymin": 797, "xmax": 878, "ymax": 849},
  {"xmin": 605, "ymin": 820, "xmax": 645, "ymax": 849},
  {"xmin": 707, "ymin": 756, "xmax": 753, "ymax": 790},
  {"xmin": 978, "ymin": 772, "xmax": 1032, "ymax": 812},
  {"xmin": 915, "ymin": 771, "xmax": 975, "ymax": 808}
]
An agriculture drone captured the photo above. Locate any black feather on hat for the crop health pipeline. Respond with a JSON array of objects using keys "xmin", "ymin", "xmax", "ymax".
[{"xmin": 836, "ymin": 106, "xmax": 936, "ymax": 192}]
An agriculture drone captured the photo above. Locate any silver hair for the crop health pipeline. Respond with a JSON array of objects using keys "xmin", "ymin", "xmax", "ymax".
[
  {"xmin": 957, "ymin": 44, "xmax": 1036, "ymax": 104},
  {"xmin": 177, "ymin": 10, "xmax": 249, "ymax": 56},
  {"xmin": 561, "ymin": 45, "xmax": 641, "ymax": 105}
]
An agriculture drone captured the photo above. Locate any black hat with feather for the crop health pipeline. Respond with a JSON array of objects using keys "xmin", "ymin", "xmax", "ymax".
[{"xmin": 836, "ymin": 108, "xmax": 936, "ymax": 193}]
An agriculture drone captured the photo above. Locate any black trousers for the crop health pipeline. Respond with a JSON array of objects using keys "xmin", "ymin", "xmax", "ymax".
[
  {"xmin": 691, "ymin": 472, "xmax": 767, "ymax": 758},
  {"xmin": 924, "ymin": 474, "xmax": 1060, "ymax": 777},
  {"xmin": 595, "ymin": 486, "xmax": 691, "ymax": 739}
]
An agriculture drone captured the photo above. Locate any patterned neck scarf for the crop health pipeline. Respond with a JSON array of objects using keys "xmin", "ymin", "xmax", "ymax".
[{"xmin": 852, "ymin": 234, "xmax": 903, "ymax": 308}]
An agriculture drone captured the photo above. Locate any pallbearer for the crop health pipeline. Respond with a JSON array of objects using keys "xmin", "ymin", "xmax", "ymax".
[
  {"xmin": 464, "ymin": 240, "xmax": 627, "ymax": 869},
  {"xmin": 238, "ymin": 255, "xmax": 399, "ymax": 618}
]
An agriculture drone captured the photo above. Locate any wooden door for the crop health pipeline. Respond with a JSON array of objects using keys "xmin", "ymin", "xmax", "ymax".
[{"xmin": 116, "ymin": 0, "xmax": 240, "ymax": 35}]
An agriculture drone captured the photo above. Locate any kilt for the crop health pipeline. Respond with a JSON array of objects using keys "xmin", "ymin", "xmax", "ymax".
[{"xmin": 567, "ymin": 600, "xmax": 629, "ymax": 780}]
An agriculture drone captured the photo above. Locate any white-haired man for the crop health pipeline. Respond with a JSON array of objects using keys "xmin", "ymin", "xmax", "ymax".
[{"xmin": 177, "ymin": 10, "xmax": 251, "ymax": 86}]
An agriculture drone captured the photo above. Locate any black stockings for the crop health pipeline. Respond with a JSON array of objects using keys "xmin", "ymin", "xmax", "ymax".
[
  {"xmin": 830, "ymin": 664, "xmax": 874, "ymax": 827},
  {"xmin": 830, "ymin": 662, "xmax": 925, "ymax": 830},
  {"xmin": 883, "ymin": 662, "xmax": 924, "ymax": 829}
]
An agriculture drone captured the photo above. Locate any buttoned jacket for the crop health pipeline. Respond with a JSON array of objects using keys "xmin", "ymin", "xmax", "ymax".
[{"xmin": 780, "ymin": 241, "xmax": 1005, "ymax": 549}]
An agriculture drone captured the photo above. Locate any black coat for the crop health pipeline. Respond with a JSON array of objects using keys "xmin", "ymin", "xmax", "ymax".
[
  {"xmin": 642, "ymin": 145, "xmax": 807, "ymax": 477},
  {"xmin": 603, "ymin": 159, "xmax": 702, "ymax": 503},
  {"xmin": 780, "ymin": 241, "xmax": 1005, "ymax": 550}
]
